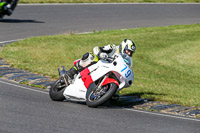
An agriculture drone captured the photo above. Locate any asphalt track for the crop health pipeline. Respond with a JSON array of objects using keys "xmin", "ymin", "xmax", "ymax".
[
  {"xmin": 0, "ymin": 4, "xmax": 200, "ymax": 133},
  {"xmin": 1, "ymin": 3, "xmax": 200, "ymax": 42}
]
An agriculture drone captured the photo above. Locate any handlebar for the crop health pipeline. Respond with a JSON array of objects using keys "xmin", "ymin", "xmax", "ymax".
[{"xmin": 101, "ymin": 56, "xmax": 116, "ymax": 63}]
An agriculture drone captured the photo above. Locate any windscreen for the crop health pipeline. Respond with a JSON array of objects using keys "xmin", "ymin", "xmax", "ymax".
[{"xmin": 121, "ymin": 54, "xmax": 133, "ymax": 68}]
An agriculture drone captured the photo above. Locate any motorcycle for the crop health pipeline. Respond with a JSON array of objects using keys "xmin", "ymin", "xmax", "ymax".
[
  {"xmin": 0, "ymin": 0, "xmax": 18, "ymax": 19},
  {"xmin": 49, "ymin": 53, "xmax": 134, "ymax": 107}
]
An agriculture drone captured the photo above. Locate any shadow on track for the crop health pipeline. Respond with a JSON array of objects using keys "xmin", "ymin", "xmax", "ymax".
[
  {"xmin": 62, "ymin": 95, "xmax": 149, "ymax": 109},
  {"xmin": 96, "ymin": 92, "xmax": 167, "ymax": 108},
  {"xmin": 0, "ymin": 19, "xmax": 45, "ymax": 23}
]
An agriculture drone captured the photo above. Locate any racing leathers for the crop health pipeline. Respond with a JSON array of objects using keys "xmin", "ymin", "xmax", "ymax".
[{"xmin": 61, "ymin": 44, "xmax": 119, "ymax": 81}]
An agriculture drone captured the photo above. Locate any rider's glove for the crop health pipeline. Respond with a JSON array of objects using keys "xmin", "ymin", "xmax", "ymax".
[
  {"xmin": 102, "ymin": 44, "xmax": 113, "ymax": 51},
  {"xmin": 99, "ymin": 52, "xmax": 108, "ymax": 59}
]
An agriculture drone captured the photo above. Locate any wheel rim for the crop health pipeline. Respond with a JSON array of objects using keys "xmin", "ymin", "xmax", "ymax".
[{"xmin": 88, "ymin": 84, "xmax": 111, "ymax": 102}]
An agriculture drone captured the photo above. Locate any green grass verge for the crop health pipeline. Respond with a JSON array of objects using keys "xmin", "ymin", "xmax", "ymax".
[
  {"xmin": 19, "ymin": 0, "xmax": 200, "ymax": 4},
  {"xmin": 0, "ymin": 24, "xmax": 200, "ymax": 107}
]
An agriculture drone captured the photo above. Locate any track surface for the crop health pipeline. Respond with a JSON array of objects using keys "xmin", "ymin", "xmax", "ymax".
[
  {"xmin": 0, "ymin": 79, "xmax": 199, "ymax": 133},
  {"xmin": 1, "ymin": 4, "xmax": 200, "ymax": 42},
  {"xmin": 0, "ymin": 4, "xmax": 200, "ymax": 133}
]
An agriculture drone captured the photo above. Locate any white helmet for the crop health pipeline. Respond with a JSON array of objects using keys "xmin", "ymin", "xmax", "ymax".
[{"xmin": 119, "ymin": 39, "xmax": 136, "ymax": 57}]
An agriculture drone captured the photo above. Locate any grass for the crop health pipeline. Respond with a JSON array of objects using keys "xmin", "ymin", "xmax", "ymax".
[
  {"xmin": 0, "ymin": 24, "xmax": 200, "ymax": 107},
  {"xmin": 19, "ymin": 0, "xmax": 200, "ymax": 4}
]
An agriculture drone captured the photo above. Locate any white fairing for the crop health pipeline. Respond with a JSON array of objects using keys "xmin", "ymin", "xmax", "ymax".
[
  {"xmin": 63, "ymin": 53, "xmax": 134, "ymax": 101},
  {"xmin": 63, "ymin": 75, "xmax": 87, "ymax": 100}
]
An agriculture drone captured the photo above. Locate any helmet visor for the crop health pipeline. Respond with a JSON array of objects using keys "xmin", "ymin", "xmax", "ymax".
[{"xmin": 124, "ymin": 49, "xmax": 134, "ymax": 57}]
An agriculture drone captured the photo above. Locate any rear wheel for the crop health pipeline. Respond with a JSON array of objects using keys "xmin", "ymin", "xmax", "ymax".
[
  {"xmin": 86, "ymin": 83, "xmax": 118, "ymax": 107},
  {"xmin": 49, "ymin": 78, "xmax": 67, "ymax": 101}
]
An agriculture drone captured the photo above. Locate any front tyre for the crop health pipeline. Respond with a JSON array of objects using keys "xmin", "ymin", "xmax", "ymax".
[
  {"xmin": 86, "ymin": 83, "xmax": 118, "ymax": 107},
  {"xmin": 49, "ymin": 78, "xmax": 66, "ymax": 101}
]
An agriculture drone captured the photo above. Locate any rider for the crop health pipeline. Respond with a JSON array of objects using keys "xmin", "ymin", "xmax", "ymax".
[
  {"xmin": 0, "ymin": 0, "xmax": 18, "ymax": 16},
  {"xmin": 62, "ymin": 39, "xmax": 136, "ymax": 81}
]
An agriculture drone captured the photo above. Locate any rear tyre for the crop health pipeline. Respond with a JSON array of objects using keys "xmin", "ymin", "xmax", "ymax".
[
  {"xmin": 49, "ymin": 78, "xmax": 66, "ymax": 101},
  {"xmin": 86, "ymin": 83, "xmax": 118, "ymax": 107}
]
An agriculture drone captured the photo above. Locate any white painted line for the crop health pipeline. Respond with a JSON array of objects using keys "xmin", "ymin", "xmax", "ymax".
[
  {"xmin": 0, "ymin": 39, "xmax": 23, "ymax": 44},
  {"xmin": 124, "ymin": 108, "xmax": 200, "ymax": 122},
  {"xmin": 0, "ymin": 80, "xmax": 48, "ymax": 95}
]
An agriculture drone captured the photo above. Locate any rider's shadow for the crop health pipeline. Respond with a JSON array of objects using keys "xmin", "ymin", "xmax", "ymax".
[
  {"xmin": 62, "ymin": 96, "xmax": 146, "ymax": 108},
  {"xmin": 103, "ymin": 96, "xmax": 147, "ymax": 108},
  {"xmin": 62, "ymin": 92, "xmax": 167, "ymax": 108},
  {"xmin": 102, "ymin": 92, "xmax": 167, "ymax": 108},
  {"xmin": 0, "ymin": 19, "xmax": 45, "ymax": 23}
]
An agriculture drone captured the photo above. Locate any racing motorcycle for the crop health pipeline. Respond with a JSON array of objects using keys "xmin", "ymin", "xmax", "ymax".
[
  {"xmin": 0, "ymin": 0, "xmax": 18, "ymax": 19},
  {"xmin": 49, "ymin": 53, "xmax": 134, "ymax": 107}
]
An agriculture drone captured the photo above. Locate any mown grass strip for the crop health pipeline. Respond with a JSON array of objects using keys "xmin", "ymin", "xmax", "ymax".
[
  {"xmin": 19, "ymin": 0, "xmax": 200, "ymax": 4},
  {"xmin": 0, "ymin": 24, "xmax": 199, "ymax": 107}
]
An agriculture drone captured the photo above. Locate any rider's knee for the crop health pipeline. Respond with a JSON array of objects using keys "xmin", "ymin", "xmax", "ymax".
[
  {"xmin": 79, "ymin": 52, "xmax": 95, "ymax": 68},
  {"xmin": 81, "ymin": 52, "xmax": 90, "ymax": 60}
]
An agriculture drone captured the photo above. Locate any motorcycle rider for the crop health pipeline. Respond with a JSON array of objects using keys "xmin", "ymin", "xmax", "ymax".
[
  {"xmin": 61, "ymin": 39, "xmax": 136, "ymax": 82},
  {"xmin": 0, "ymin": 0, "xmax": 18, "ymax": 18}
]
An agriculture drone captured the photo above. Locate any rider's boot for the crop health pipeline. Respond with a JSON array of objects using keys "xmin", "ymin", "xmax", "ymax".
[
  {"xmin": 58, "ymin": 65, "xmax": 78, "ymax": 85},
  {"xmin": 65, "ymin": 66, "xmax": 78, "ymax": 80},
  {"xmin": 65, "ymin": 61, "xmax": 84, "ymax": 82}
]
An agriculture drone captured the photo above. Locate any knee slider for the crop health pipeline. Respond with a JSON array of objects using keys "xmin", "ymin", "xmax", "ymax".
[{"xmin": 81, "ymin": 52, "xmax": 90, "ymax": 61}]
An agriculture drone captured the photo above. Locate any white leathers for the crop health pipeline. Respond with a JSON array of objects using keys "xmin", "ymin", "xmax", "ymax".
[
  {"xmin": 79, "ymin": 44, "xmax": 120, "ymax": 69},
  {"xmin": 93, "ymin": 44, "xmax": 119, "ymax": 58},
  {"xmin": 79, "ymin": 53, "xmax": 96, "ymax": 67}
]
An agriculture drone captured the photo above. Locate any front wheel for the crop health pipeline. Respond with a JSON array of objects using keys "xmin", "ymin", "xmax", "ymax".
[
  {"xmin": 49, "ymin": 78, "xmax": 66, "ymax": 101},
  {"xmin": 86, "ymin": 83, "xmax": 118, "ymax": 107}
]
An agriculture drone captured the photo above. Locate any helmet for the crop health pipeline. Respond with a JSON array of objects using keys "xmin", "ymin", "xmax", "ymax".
[{"xmin": 119, "ymin": 39, "xmax": 136, "ymax": 57}]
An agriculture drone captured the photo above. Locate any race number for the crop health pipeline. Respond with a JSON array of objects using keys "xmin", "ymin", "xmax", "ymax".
[{"xmin": 121, "ymin": 64, "xmax": 131, "ymax": 78}]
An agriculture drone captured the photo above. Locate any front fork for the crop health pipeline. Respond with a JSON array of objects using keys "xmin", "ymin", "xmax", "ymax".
[
  {"xmin": 96, "ymin": 75, "xmax": 108, "ymax": 91},
  {"xmin": 99, "ymin": 74, "xmax": 120, "ymax": 98},
  {"xmin": 96, "ymin": 74, "xmax": 119, "ymax": 92}
]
